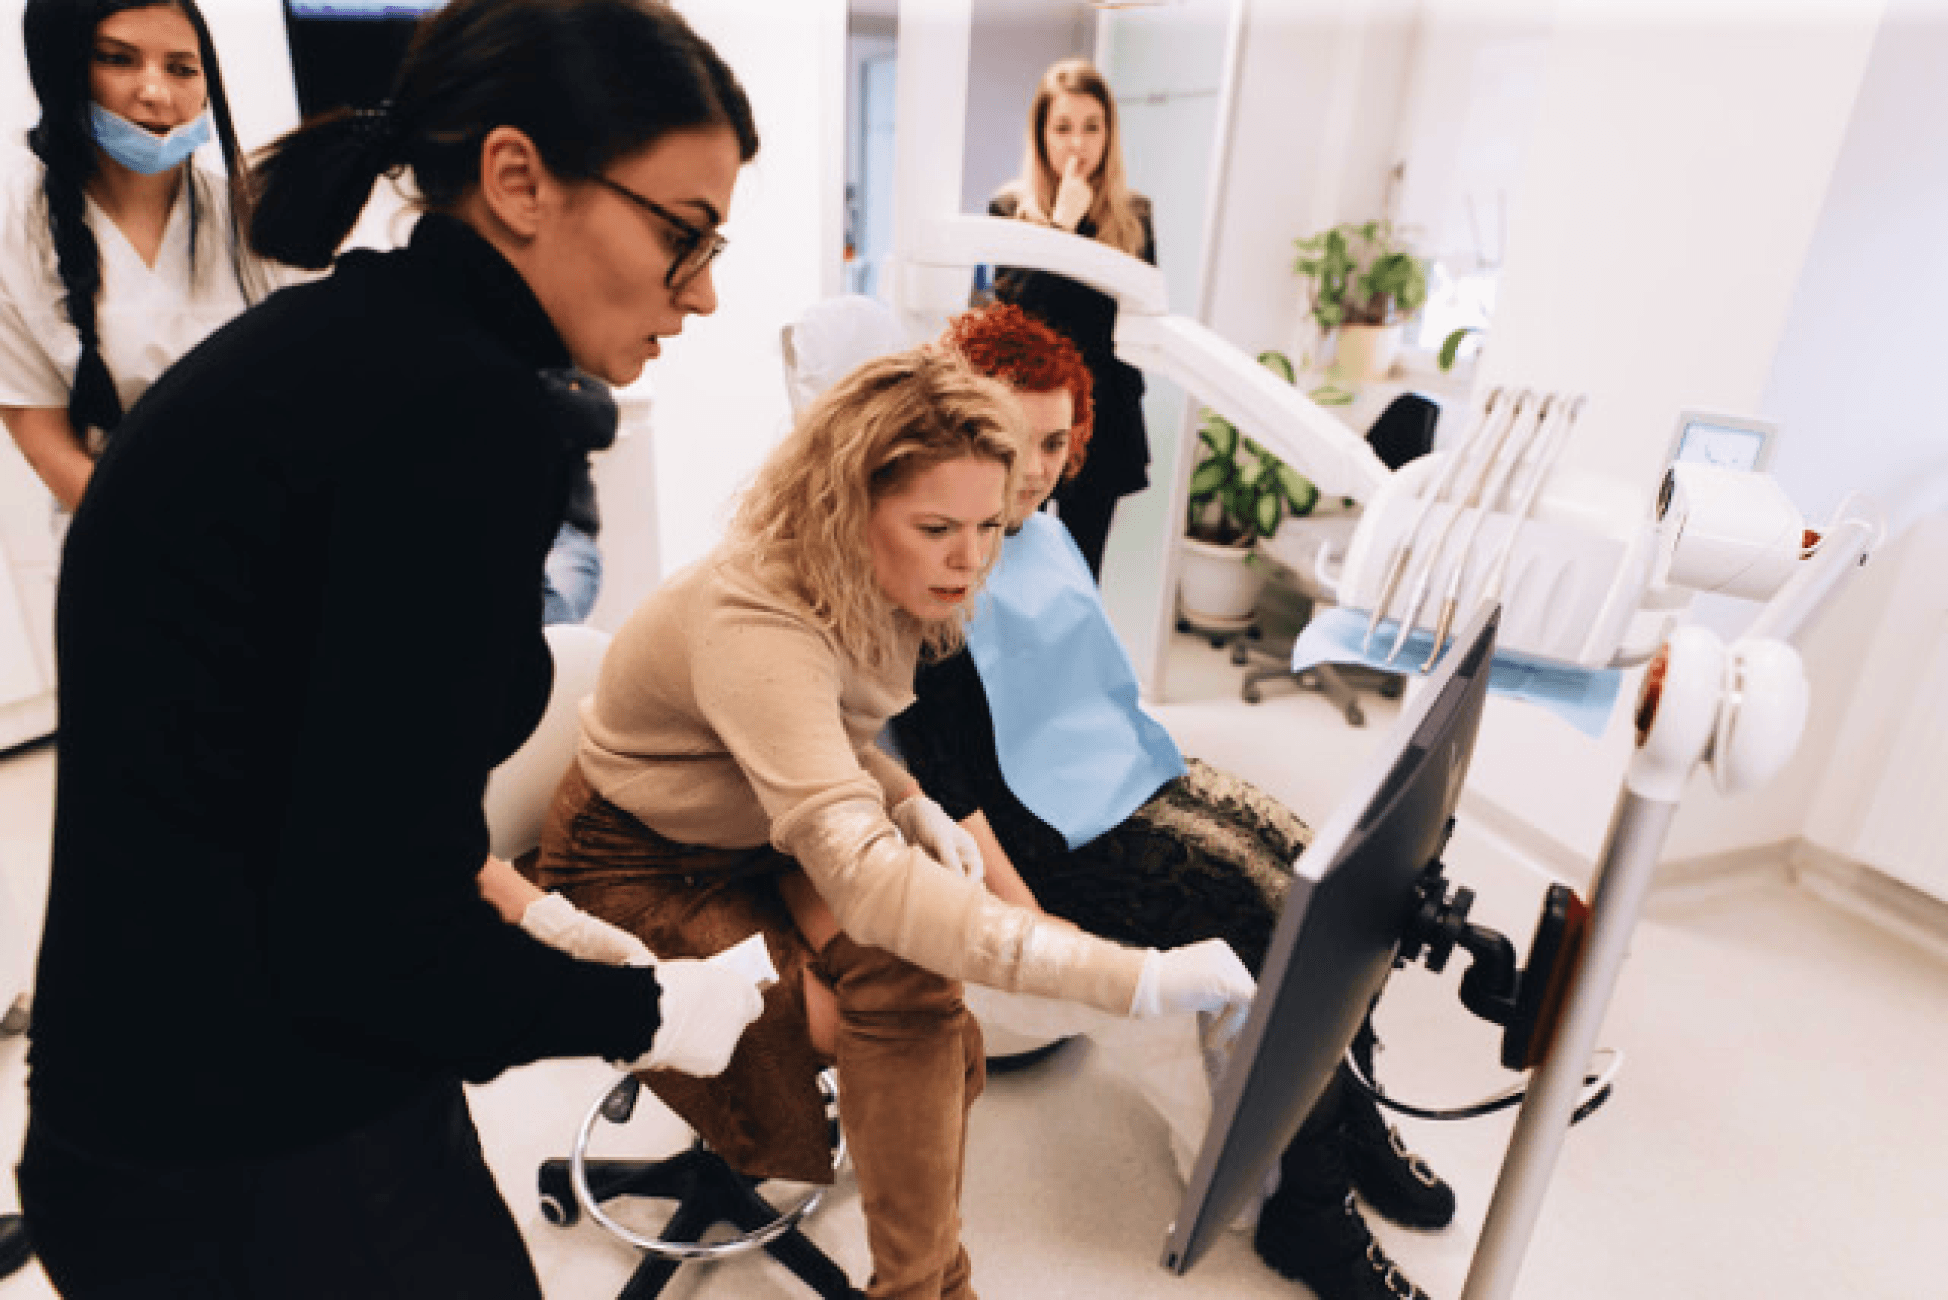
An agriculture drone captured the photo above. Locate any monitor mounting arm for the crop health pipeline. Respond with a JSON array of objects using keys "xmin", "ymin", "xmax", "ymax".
[{"xmin": 1400, "ymin": 848, "xmax": 1591, "ymax": 1075}]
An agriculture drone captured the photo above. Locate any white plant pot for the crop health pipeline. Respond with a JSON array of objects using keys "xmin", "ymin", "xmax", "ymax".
[
  {"xmin": 1334, "ymin": 322, "xmax": 1404, "ymax": 381},
  {"xmin": 1178, "ymin": 536, "xmax": 1265, "ymax": 626}
]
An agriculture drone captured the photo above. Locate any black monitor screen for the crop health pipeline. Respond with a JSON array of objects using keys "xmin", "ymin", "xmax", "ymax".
[
  {"xmin": 283, "ymin": 3, "xmax": 443, "ymax": 119},
  {"xmin": 1162, "ymin": 602, "xmax": 1499, "ymax": 1273}
]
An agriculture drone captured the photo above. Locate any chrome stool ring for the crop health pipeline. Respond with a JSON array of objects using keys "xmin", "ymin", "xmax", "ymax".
[{"xmin": 569, "ymin": 1069, "xmax": 846, "ymax": 1259}]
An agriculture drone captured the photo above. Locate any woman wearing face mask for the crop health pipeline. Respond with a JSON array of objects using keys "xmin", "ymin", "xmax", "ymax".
[
  {"xmin": 889, "ymin": 303, "xmax": 1453, "ymax": 1300},
  {"xmin": 531, "ymin": 345, "xmax": 1254, "ymax": 1300},
  {"xmin": 0, "ymin": 0, "xmax": 287, "ymax": 522},
  {"xmin": 18, "ymin": 3, "xmax": 772, "ymax": 1295},
  {"xmin": 985, "ymin": 57, "xmax": 1153, "ymax": 580}
]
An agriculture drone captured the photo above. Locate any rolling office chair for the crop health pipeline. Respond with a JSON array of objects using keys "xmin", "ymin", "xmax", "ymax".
[
  {"xmin": 485, "ymin": 624, "xmax": 858, "ymax": 1300},
  {"xmin": 1237, "ymin": 392, "xmax": 1440, "ymax": 723}
]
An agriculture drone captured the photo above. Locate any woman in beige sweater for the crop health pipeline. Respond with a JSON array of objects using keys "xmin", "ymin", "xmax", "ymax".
[{"xmin": 533, "ymin": 345, "xmax": 1252, "ymax": 1300}]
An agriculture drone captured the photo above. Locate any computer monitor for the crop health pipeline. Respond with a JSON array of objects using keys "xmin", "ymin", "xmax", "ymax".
[
  {"xmin": 283, "ymin": 2, "xmax": 445, "ymax": 120},
  {"xmin": 1161, "ymin": 602, "xmax": 1500, "ymax": 1273}
]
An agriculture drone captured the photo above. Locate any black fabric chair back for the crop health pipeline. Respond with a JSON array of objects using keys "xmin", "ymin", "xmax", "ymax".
[{"xmin": 1366, "ymin": 393, "xmax": 1440, "ymax": 471}]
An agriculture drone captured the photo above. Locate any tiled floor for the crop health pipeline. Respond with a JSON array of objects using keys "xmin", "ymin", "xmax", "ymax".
[{"xmin": 0, "ymin": 633, "xmax": 1943, "ymax": 1298}]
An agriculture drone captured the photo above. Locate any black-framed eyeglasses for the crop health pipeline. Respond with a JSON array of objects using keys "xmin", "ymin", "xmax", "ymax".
[{"xmin": 594, "ymin": 175, "xmax": 728, "ymax": 293}]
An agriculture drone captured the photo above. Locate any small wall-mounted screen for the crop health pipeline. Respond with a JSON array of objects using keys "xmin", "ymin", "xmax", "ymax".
[{"xmin": 1669, "ymin": 410, "xmax": 1777, "ymax": 474}]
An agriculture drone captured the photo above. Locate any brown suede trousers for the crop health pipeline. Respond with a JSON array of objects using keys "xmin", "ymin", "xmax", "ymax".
[{"xmin": 533, "ymin": 764, "xmax": 984, "ymax": 1300}]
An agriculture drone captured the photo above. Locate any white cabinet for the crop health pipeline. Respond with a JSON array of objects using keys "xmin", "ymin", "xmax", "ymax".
[
  {"xmin": 0, "ymin": 441, "xmax": 56, "ymax": 752},
  {"xmin": 1806, "ymin": 514, "xmax": 1948, "ymax": 903}
]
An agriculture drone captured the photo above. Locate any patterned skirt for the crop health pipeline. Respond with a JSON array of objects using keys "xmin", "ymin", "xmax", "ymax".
[{"xmin": 1010, "ymin": 756, "xmax": 1310, "ymax": 976}]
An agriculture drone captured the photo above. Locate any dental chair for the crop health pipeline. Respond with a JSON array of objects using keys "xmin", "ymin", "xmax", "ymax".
[
  {"xmin": 1237, "ymin": 391, "xmax": 1440, "ymax": 723},
  {"xmin": 486, "ymin": 624, "xmax": 857, "ymax": 1300}
]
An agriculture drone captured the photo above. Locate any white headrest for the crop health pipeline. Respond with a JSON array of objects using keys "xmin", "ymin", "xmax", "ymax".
[{"xmin": 781, "ymin": 295, "xmax": 911, "ymax": 416}]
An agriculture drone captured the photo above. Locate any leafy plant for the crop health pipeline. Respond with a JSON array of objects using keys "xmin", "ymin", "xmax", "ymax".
[
  {"xmin": 1438, "ymin": 324, "xmax": 1482, "ymax": 372},
  {"xmin": 1186, "ymin": 351, "xmax": 1319, "ymax": 547},
  {"xmin": 1292, "ymin": 220, "xmax": 1429, "ymax": 331}
]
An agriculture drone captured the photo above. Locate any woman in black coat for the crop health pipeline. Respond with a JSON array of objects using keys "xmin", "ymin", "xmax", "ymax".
[
  {"xmin": 19, "ymin": 3, "xmax": 768, "ymax": 1295},
  {"xmin": 987, "ymin": 56, "xmax": 1155, "ymax": 580}
]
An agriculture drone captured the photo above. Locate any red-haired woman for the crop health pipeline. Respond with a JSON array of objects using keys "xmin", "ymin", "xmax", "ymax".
[{"xmin": 891, "ymin": 302, "xmax": 1453, "ymax": 1300}]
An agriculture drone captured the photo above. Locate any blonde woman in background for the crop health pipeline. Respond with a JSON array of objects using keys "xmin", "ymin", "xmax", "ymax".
[{"xmin": 986, "ymin": 56, "xmax": 1154, "ymax": 579}]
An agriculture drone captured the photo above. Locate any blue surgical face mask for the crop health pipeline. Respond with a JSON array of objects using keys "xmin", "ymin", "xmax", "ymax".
[{"xmin": 89, "ymin": 103, "xmax": 212, "ymax": 176}]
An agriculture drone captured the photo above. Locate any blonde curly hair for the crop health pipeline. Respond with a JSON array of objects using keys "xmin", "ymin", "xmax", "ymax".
[{"xmin": 729, "ymin": 345, "xmax": 1023, "ymax": 669}]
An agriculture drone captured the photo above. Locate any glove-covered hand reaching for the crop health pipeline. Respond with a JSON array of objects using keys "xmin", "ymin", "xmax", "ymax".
[
  {"xmin": 891, "ymin": 794, "xmax": 985, "ymax": 884},
  {"xmin": 1050, "ymin": 156, "xmax": 1094, "ymax": 231},
  {"xmin": 520, "ymin": 892, "xmax": 654, "ymax": 967},
  {"xmin": 622, "ymin": 935, "xmax": 776, "ymax": 1078},
  {"xmin": 1129, "ymin": 938, "xmax": 1256, "ymax": 1035}
]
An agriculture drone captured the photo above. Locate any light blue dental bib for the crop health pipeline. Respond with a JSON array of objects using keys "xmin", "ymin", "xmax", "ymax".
[{"xmin": 964, "ymin": 512, "xmax": 1185, "ymax": 849}]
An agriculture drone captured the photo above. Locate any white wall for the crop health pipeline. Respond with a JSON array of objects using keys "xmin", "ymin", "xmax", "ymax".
[
  {"xmin": 1441, "ymin": 1, "xmax": 1883, "ymax": 868},
  {"xmin": 591, "ymin": 0, "xmax": 847, "ymax": 625},
  {"xmin": 960, "ymin": 0, "xmax": 1091, "ymax": 214},
  {"xmin": 1663, "ymin": 8, "xmax": 1948, "ymax": 869},
  {"xmin": 1203, "ymin": 0, "xmax": 1419, "ymax": 367}
]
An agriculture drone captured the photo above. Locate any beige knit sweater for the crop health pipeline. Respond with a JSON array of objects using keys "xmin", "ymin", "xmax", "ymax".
[{"xmin": 577, "ymin": 547, "xmax": 1147, "ymax": 1015}]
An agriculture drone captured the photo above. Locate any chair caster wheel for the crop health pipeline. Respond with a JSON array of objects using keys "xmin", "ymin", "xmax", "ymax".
[
  {"xmin": 538, "ymin": 1162, "xmax": 578, "ymax": 1227},
  {"xmin": 1176, "ymin": 617, "xmax": 1192, "ymax": 634},
  {"xmin": 1230, "ymin": 642, "xmax": 1250, "ymax": 666},
  {"xmin": 1346, "ymin": 704, "xmax": 1366, "ymax": 727},
  {"xmin": 1380, "ymin": 677, "xmax": 1405, "ymax": 699},
  {"xmin": 1242, "ymin": 685, "xmax": 1262, "ymax": 704}
]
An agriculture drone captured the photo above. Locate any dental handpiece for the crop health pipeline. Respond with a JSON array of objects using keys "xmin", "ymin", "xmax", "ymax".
[
  {"xmin": 1385, "ymin": 390, "xmax": 1531, "ymax": 664},
  {"xmin": 1420, "ymin": 394, "xmax": 1557, "ymax": 670},
  {"xmin": 1479, "ymin": 394, "xmax": 1586, "ymax": 609},
  {"xmin": 1361, "ymin": 388, "xmax": 1503, "ymax": 652}
]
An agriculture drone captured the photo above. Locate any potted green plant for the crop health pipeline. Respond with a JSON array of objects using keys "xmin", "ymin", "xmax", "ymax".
[
  {"xmin": 1292, "ymin": 219, "xmax": 1429, "ymax": 381},
  {"xmin": 1179, "ymin": 351, "xmax": 1320, "ymax": 628}
]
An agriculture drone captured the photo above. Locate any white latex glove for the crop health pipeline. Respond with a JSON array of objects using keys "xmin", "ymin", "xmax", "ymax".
[
  {"xmin": 1050, "ymin": 157, "xmax": 1094, "ymax": 231},
  {"xmin": 520, "ymin": 891, "xmax": 654, "ymax": 967},
  {"xmin": 623, "ymin": 936, "xmax": 775, "ymax": 1078},
  {"xmin": 1129, "ymin": 939, "xmax": 1255, "ymax": 1025},
  {"xmin": 891, "ymin": 794, "xmax": 985, "ymax": 884}
]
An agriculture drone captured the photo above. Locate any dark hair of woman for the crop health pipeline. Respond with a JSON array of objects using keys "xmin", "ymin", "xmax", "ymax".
[
  {"xmin": 22, "ymin": 0, "xmax": 256, "ymax": 439},
  {"xmin": 250, "ymin": 0, "xmax": 761, "ymax": 271}
]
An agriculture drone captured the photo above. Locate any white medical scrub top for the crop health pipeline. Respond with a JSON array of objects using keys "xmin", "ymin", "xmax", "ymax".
[{"xmin": 0, "ymin": 146, "xmax": 288, "ymax": 448}]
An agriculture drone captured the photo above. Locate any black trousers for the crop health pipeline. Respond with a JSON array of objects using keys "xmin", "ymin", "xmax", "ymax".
[
  {"xmin": 16, "ymin": 1080, "xmax": 542, "ymax": 1299},
  {"xmin": 1052, "ymin": 481, "xmax": 1121, "ymax": 580}
]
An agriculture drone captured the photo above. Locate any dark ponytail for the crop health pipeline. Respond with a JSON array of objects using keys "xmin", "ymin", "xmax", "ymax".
[
  {"xmin": 247, "ymin": 106, "xmax": 398, "ymax": 271},
  {"xmin": 249, "ymin": 0, "xmax": 759, "ymax": 271}
]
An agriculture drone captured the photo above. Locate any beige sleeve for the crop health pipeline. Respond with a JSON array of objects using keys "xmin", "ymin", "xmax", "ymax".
[
  {"xmin": 689, "ymin": 591, "xmax": 890, "ymax": 835},
  {"xmin": 690, "ymin": 592, "xmax": 1147, "ymax": 1014},
  {"xmin": 775, "ymin": 795, "xmax": 1147, "ymax": 1014},
  {"xmin": 861, "ymin": 744, "xmax": 917, "ymax": 807}
]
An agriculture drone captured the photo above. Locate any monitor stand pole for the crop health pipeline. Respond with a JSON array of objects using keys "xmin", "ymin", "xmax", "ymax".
[
  {"xmin": 1461, "ymin": 622, "xmax": 1728, "ymax": 1300},
  {"xmin": 1460, "ymin": 785, "xmax": 1676, "ymax": 1300}
]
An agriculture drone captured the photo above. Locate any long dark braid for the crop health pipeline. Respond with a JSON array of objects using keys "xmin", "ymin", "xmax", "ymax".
[{"xmin": 30, "ymin": 143, "xmax": 122, "ymax": 439}]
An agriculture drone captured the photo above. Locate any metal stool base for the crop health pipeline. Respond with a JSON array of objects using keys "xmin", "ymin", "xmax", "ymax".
[{"xmin": 537, "ymin": 1073, "xmax": 856, "ymax": 1300}]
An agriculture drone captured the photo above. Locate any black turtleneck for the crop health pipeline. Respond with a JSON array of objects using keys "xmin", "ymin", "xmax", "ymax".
[{"xmin": 37, "ymin": 214, "xmax": 661, "ymax": 1166}]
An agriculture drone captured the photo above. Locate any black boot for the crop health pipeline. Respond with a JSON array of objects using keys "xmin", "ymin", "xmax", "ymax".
[
  {"xmin": 1342, "ymin": 1025, "xmax": 1455, "ymax": 1230},
  {"xmin": 1255, "ymin": 1132, "xmax": 1432, "ymax": 1300},
  {"xmin": 0, "ymin": 1214, "xmax": 32, "ymax": 1280}
]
